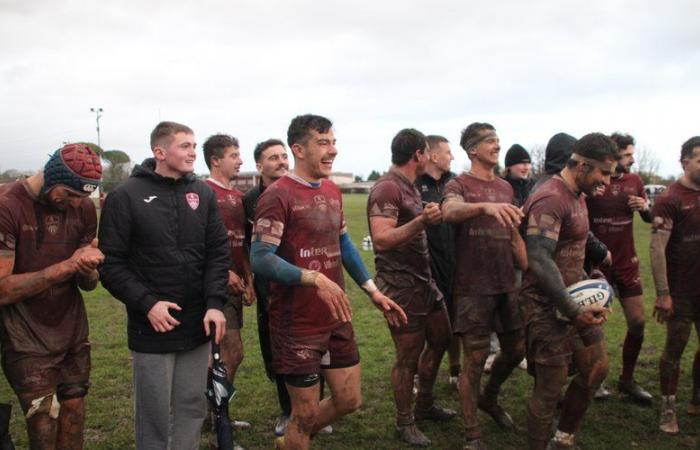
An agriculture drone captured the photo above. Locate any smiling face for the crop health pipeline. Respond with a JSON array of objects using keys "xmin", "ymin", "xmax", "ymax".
[
  {"xmin": 429, "ymin": 141, "xmax": 454, "ymax": 174},
  {"xmin": 257, "ymin": 144, "xmax": 289, "ymax": 183},
  {"xmin": 292, "ymin": 129, "xmax": 337, "ymax": 181},
  {"xmin": 469, "ymin": 130, "xmax": 500, "ymax": 169},
  {"xmin": 509, "ymin": 162, "xmax": 532, "ymax": 180},
  {"xmin": 576, "ymin": 158, "xmax": 617, "ymax": 196},
  {"xmin": 682, "ymin": 146, "xmax": 700, "ymax": 187},
  {"xmin": 154, "ymin": 132, "xmax": 197, "ymax": 178}
]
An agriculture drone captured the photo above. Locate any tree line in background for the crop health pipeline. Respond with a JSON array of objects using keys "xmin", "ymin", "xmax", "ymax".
[{"xmin": 0, "ymin": 142, "xmax": 674, "ymax": 187}]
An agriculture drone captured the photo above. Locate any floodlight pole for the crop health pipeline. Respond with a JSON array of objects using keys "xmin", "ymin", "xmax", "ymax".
[{"xmin": 90, "ymin": 107, "xmax": 103, "ymax": 147}]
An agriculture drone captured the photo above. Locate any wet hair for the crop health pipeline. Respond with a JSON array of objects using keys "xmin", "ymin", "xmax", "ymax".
[
  {"xmin": 681, "ymin": 136, "xmax": 700, "ymax": 163},
  {"xmin": 610, "ymin": 132, "xmax": 635, "ymax": 151},
  {"xmin": 459, "ymin": 122, "xmax": 495, "ymax": 154},
  {"xmin": 426, "ymin": 135, "xmax": 449, "ymax": 150},
  {"xmin": 391, "ymin": 128, "xmax": 427, "ymax": 166},
  {"xmin": 287, "ymin": 114, "xmax": 333, "ymax": 148},
  {"xmin": 150, "ymin": 121, "xmax": 194, "ymax": 150},
  {"xmin": 202, "ymin": 134, "xmax": 239, "ymax": 170},
  {"xmin": 253, "ymin": 139, "xmax": 286, "ymax": 163},
  {"xmin": 566, "ymin": 133, "xmax": 620, "ymax": 170}
]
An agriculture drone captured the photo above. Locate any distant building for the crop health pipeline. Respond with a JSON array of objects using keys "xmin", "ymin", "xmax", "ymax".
[{"xmin": 329, "ymin": 172, "xmax": 354, "ymax": 185}]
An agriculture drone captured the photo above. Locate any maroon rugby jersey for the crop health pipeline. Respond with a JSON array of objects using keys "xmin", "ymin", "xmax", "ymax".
[
  {"xmin": 443, "ymin": 173, "xmax": 518, "ymax": 296},
  {"xmin": 367, "ymin": 170, "xmax": 439, "ymax": 302},
  {"xmin": 253, "ymin": 175, "xmax": 346, "ymax": 335},
  {"xmin": 520, "ymin": 176, "xmax": 589, "ymax": 303},
  {"xmin": 0, "ymin": 179, "xmax": 96, "ymax": 354},
  {"xmin": 206, "ymin": 179, "xmax": 247, "ymax": 276},
  {"xmin": 586, "ymin": 173, "xmax": 646, "ymax": 267},
  {"xmin": 652, "ymin": 181, "xmax": 700, "ymax": 297}
]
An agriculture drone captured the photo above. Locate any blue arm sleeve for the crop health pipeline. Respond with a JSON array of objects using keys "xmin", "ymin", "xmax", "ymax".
[
  {"xmin": 250, "ymin": 241, "xmax": 302, "ymax": 286},
  {"xmin": 340, "ymin": 233, "xmax": 371, "ymax": 287}
]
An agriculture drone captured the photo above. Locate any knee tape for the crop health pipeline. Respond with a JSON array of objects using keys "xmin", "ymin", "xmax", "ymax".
[
  {"xmin": 25, "ymin": 393, "xmax": 60, "ymax": 420},
  {"xmin": 56, "ymin": 380, "xmax": 90, "ymax": 401}
]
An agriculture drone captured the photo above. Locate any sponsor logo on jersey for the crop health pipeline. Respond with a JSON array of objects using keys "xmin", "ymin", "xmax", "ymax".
[
  {"xmin": 45, "ymin": 215, "xmax": 61, "ymax": 235},
  {"xmin": 186, "ymin": 193, "xmax": 200, "ymax": 210},
  {"xmin": 143, "ymin": 196, "xmax": 157, "ymax": 203},
  {"xmin": 308, "ymin": 260, "xmax": 322, "ymax": 271},
  {"xmin": 314, "ymin": 195, "xmax": 327, "ymax": 211}
]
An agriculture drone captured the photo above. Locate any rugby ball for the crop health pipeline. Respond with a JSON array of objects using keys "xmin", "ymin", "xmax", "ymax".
[{"xmin": 557, "ymin": 279, "xmax": 613, "ymax": 321}]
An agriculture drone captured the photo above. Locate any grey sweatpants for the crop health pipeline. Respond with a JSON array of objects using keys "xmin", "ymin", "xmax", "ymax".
[{"xmin": 132, "ymin": 343, "xmax": 209, "ymax": 450}]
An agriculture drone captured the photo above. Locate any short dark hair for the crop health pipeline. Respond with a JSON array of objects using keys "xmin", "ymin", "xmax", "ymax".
[
  {"xmin": 566, "ymin": 133, "xmax": 619, "ymax": 169},
  {"xmin": 202, "ymin": 134, "xmax": 239, "ymax": 170},
  {"xmin": 426, "ymin": 135, "xmax": 448, "ymax": 150},
  {"xmin": 287, "ymin": 114, "xmax": 333, "ymax": 148},
  {"xmin": 681, "ymin": 136, "xmax": 700, "ymax": 163},
  {"xmin": 150, "ymin": 121, "xmax": 193, "ymax": 150},
  {"xmin": 610, "ymin": 132, "xmax": 635, "ymax": 151},
  {"xmin": 459, "ymin": 122, "xmax": 495, "ymax": 152},
  {"xmin": 253, "ymin": 139, "xmax": 286, "ymax": 163},
  {"xmin": 391, "ymin": 128, "xmax": 427, "ymax": 166}
]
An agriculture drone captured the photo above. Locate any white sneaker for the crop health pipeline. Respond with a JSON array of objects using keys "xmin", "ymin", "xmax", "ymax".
[
  {"xmin": 319, "ymin": 424, "xmax": 333, "ymax": 434},
  {"xmin": 274, "ymin": 415, "xmax": 289, "ymax": 436},
  {"xmin": 484, "ymin": 353, "xmax": 497, "ymax": 374}
]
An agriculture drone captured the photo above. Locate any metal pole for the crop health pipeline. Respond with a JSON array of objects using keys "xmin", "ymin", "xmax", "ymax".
[{"xmin": 90, "ymin": 107, "xmax": 103, "ymax": 147}]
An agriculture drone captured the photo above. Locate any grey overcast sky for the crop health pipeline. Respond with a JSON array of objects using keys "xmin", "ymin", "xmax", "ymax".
[{"xmin": 1, "ymin": 0, "xmax": 697, "ymax": 178}]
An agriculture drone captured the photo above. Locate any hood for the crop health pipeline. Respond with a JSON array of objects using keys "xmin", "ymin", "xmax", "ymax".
[
  {"xmin": 544, "ymin": 133, "xmax": 577, "ymax": 174},
  {"xmin": 131, "ymin": 158, "xmax": 197, "ymax": 184}
]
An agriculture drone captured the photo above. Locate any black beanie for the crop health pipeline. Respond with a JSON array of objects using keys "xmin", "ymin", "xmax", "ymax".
[{"xmin": 505, "ymin": 144, "xmax": 530, "ymax": 167}]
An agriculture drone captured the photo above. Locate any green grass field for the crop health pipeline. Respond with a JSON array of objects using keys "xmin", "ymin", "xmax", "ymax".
[{"xmin": 1, "ymin": 193, "xmax": 698, "ymax": 449}]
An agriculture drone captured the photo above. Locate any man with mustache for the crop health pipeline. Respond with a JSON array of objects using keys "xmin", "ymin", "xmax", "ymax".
[
  {"xmin": 368, "ymin": 128, "xmax": 455, "ymax": 447},
  {"xmin": 585, "ymin": 133, "xmax": 653, "ymax": 404},
  {"xmin": 0, "ymin": 143, "xmax": 103, "ymax": 449},
  {"xmin": 243, "ymin": 138, "xmax": 292, "ymax": 436},
  {"xmin": 520, "ymin": 133, "xmax": 617, "ymax": 450},
  {"xmin": 651, "ymin": 136, "xmax": 700, "ymax": 435},
  {"xmin": 251, "ymin": 114, "xmax": 406, "ymax": 450}
]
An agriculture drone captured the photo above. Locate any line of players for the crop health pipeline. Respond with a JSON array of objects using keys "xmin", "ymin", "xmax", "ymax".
[{"xmin": 0, "ymin": 115, "xmax": 698, "ymax": 450}]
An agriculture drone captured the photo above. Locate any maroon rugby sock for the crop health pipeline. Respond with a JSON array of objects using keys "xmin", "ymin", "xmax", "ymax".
[{"xmin": 621, "ymin": 332, "xmax": 643, "ymax": 382}]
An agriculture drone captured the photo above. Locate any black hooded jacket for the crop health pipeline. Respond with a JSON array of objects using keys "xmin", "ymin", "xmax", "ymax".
[{"xmin": 99, "ymin": 159, "xmax": 230, "ymax": 353}]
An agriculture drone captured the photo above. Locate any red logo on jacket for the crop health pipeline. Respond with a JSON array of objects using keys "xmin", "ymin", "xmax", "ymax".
[{"xmin": 186, "ymin": 193, "xmax": 199, "ymax": 210}]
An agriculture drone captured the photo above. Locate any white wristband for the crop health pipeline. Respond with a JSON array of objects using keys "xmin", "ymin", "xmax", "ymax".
[{"xmin": 362, "ymin": 279, "xmax": 378, "ymax": 295}]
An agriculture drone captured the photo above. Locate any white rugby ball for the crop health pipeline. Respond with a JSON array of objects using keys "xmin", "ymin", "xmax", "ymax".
[{"xmin": 557, "ymin": 279, "xmax": 613, "ymax": 321}]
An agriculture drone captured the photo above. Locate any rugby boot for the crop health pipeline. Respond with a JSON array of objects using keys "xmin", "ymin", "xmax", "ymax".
[
  {"xmin": 659, "ymin": 396, "xmax": 680, "ymax": 435},
  {"xmin": 593, "ymin": 383, "xmax": 611, "ymax": 400},
  {"xmin": 396, "ymin": 423, "xmax": 431, "ymax": 447},
  {"xmin": 463, "ymin": 438, "xmax": 488, "ymax": 450},
  {"xmin": 478, "ymin": 395, "xmax": 515, "ymax": 430},
  {"xmin": 274, "ymin": 415, "xmax": 289, "ymax": 436},
  {"xmin": 415, "ymin": 403, "xmax": 457, "ymax": 421},
  {"xmin": 617, "ymin": 378, "xmax": 653, "ymax": 405},
  {"xmin": 546, "ymin": 431, "xmax": 579, "ymax": 450}
]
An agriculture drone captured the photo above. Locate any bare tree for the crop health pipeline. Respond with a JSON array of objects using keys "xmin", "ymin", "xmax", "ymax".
[
  {"xmin": 634, "ymin": 145, "xmax": 662, "ymax": 184},
  {"xmin": 529, "ymin": 143, "xmax": 546, "ymax": 178}
]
